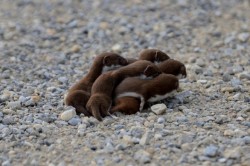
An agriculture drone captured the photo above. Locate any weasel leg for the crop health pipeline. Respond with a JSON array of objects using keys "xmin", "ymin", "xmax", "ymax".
[{"xmin": 65, "ymin": 90, "xmax": 91, "ymax": 116}]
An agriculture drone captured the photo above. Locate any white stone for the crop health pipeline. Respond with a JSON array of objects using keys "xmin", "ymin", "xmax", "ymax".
[
  {"xmin": 111, "ymin": 44, "xmax": 122, "ymax": 52},
  {"xmin": 60, "ymin": 107, "xmax": 76, "ymax": 121},
  {"xmin": 238, "ymin": 32, "xmax": 249, "ymax": 42},
  {"xmin": 139, "ymin": 131, "xmax": 152, "ymax": 145},
  {"xmin": 151, "ymin": 103, "xmax": 167, "ymax": 115},
  {"xmin": 197, "ymin": 80, "xmax": 208, "ymax": 84}
]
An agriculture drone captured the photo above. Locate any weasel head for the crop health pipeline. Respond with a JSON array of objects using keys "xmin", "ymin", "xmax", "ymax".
[
  {"xmin": 179, "ymin": 65, "xmax": 187, "ymax": 78},
  {"xmin": 139, "ymin": 49, "xmax": 170, "ymax": 63},
  {"xmin": 157, "ymin": 59, "xmax": 187, "ymax": 79},
  {"xmin": 143, "ymin": 64, "xmax": 162, "ymax": 78},
  {"xmin": 102, "ymin": 53, "xmax": 128, "ymax": 71}
]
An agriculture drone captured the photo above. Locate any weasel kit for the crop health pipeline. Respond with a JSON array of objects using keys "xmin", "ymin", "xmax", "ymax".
[{"xmin": 65, "ymin": 49, "xmax": 187, "ymax": 120}]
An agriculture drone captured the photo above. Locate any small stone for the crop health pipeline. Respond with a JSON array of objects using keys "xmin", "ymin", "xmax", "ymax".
[
  {"xmin": 239, "ymin": 72, "xmax": 250, "ymax": 80},
  {"xmin": 134, "ymin": 150, "xmax": 151, "ymax": 164},
  {"xmin": 157, "ymin": 117, "xmax": 165, "ymax": 123},
  {"xmin": 193, "ymin": 65, "xmax": 203, "ymax": 74},
  {"xmin": 177, "ymin": 0, "xmax": 188, "ymax": 6},
  {"xmin": 222, "ymin": 73, "xmax": 232, "ymax": 82},
  {"xmin": 104, "ymin": 142, "xmax": 114, "ymax": 153},
  {"xmin": 2, "ymin": 109, "xmax": 14, "ymax": 114},
  {"xmin": 130, "ymin": 127, "xmax": 145, "ymax": 138},
  {"xmin": 115, "ymin": 144, "xmax": 127, "ymax": 151},
  {"xmin": 231, "ymin": 80, "xmax": 241, "ymax": 88},
  {"xmin": 58, "ymin": 77, "xmax": 68, "ymax": 84},
  {"xmin": 2, "ymin": 160, "xmax": 11, "ymax": 166},
  {"xmin": 204, "ymin": 145, "xmax": 219, "ymax": 157},
  {"xmin": 221, "ymin": 87, "xmax": 235, "ymax": 93},
  {"xmin": 237, "ymin": 32, "xmax": 249, "ymax": 42},
  {"xmin": 7, "ymin": 101, "xmax": 21, "ymax": 109},
  {"xmin": 151, "ymin": 104, "xmax": 167, "ymax": 115},
  {"xmin": 154, "ymin": 133, "xmax": 162, "ymax": 140},
  {"xmin": 176, "ymin": 116, "xmax": 188, "ymax": 123},
  {"xmin": 68, "ymin": 118, "xmax": 80, "ymax": 126},
  {"xmin": 218, "ymin": 158, "xmax": 227, "ymax": 163},
  {"xmin": 224, "ymin": 130, "xmax": 234, "ymax": 136},
  {"xmin": 243, "ymin": 136, "xmax": 250, "ymax": 144},
  {"xmin": 71, "ymin": 45, "xmax": 81, "ymax": 53},
  {"xmin": 2, "ymin": 116, "xmax": 15, "ymax": 125},
  {"xmin": 111, "ymin": 44, "xmax": 122, "ymax": 52},
  {"xmin": 224, "ymin": 147, "xmax": 242, "ymax": 159},
  {"xmin": 196, "ymin": 59, "xmax": 206, "ymax": 67},
  {"xmin": 31, "ymin": 95, "xmax": 41, "ymax": 103},
  {"xmin": 60, "ymin": 107, "xmax": 76, "ymax": 121},
  {"xmin": 103, "ymin": 117, "xmax": 115, "ymax": 126},
  {"xmin": 139, "ymin": 131, "xmax": 152, "ymax": 145},
  {"xmin": 236, "ymin": 116, "xmax": 244, "ymax": 121},
  {"xmin": 197, "ymin": 80, "xmax": 207, "ymax": 84},
  {"xmin": 2, "ymin": 127, "xmax": 12, "ymax": 136}
]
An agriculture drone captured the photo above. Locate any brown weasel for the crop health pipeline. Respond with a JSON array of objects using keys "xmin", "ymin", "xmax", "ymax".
[
  {"xmin": 86, "ymin": 60, "xmax": 161, "ymax": 121},
  {"xmin": 139, "ymin": 49, "xmax": 170, "ymax": 63},
  {"xmin": 111, "ymin": 74, "xmax": 179, "ymax": 114},
  {"xmin": 157, "ymin": 59, "xmax": 187, "ymax": 79},
  {"xmin": 111, "ymin": 59, "xmax": 187, "ymax": 115},
  {"xmin": 126, "ymin": 58, "xmax": 137, "ymax": 64},
  {"xmin": 65, "ymin": 52, "xmax": 128, "ymax": 115}
]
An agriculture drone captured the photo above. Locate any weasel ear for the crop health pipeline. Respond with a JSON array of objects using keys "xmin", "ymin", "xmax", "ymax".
[
  {"xmin": 144, "ymin": 65, "xmax": 157, "ymax": 77},
  {"xmin": 155, "ymin": 51, "xmax": 169, "ymax": 62},
  {"xmin": 103, "ymin": 56, "xmax": 112, "ymax": 66}
]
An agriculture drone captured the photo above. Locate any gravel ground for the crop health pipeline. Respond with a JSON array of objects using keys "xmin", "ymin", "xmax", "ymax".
[{"xmin": 0, "ymin": 0, "xmax": 250, "ymax": 165}]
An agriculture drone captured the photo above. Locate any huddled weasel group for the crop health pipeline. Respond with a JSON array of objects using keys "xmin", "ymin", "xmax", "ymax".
[{"xmin": 65, "ymin": 49, "xmax": 187, "ymax": 121}]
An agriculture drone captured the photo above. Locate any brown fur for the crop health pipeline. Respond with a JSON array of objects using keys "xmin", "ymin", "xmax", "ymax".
[
  {"xmin": 111, "ymin": 97, "xmax": 140, "ymax": 115},
  {"xmin": 65, "ymin": 52, "xmax": 128, "ymax": 115},
  {"xmin": 112, "ymin": 59, "xmax": 187, "ymax": 115},
  {"xmin": 112, "ymin": 74, "xmax": 179, "ymax": 114},
  {"xmin": 157, "ymin": 59, "xmax": 187, "ymax": 77},
  {"xmin": 86, "ymin": 60, "xmax": 161, "ymax": 121},
  {"xmin": 139, "ymin": 49, "xmax": 170, "ymax": 63},
  {"xmin": 126, "ymin": 58, "xmax": 137, "ymax": 64}
]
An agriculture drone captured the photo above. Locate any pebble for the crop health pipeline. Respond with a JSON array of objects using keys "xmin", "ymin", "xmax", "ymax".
[
  {"xmin": 224, "ymin": 147, "xmax": 241, "ymax": 159},
  {"xmin": 60, "ymin": 107, "xmax": 76, "ymax": 121},
  {"xmin": 139, "ymin": 131, "xmax": 153, "ymax": 145},
  {"xmin": 221, "ymin": 87, "xmax": 235, "ymax": 93},
  {"xmin": 237, "ymin": 32, "xmax": 249, "ymax": 42},
  {"xmin": 2, "ymin": 127, "xmax": 12, "ymax": 136},
  {"xmin": 7, "ymin": 101, "xmax": 21, "ymax": 109},
  {"xmin": 204, "ymin": 145, "xmax": 219, "ymax": 157},
  {"xmin": 197, "ymin": 80, "xmax": 208, "ymax": 84},
  {"xmin": 68, "ymin": 118, "xmax": 80, "ymax": 126},
  {"xmin": 157, "ymin": 117, "xmax": 165, "ymax": 123},
  {"xmin": 239, "ymin": 72, "xmax": 250, "ymax": 80},
  {"xmin": 70, "ymin": 45, "xmax": 81, "ymax": 53},
  {"xmin": 111, "ymin": 44, "xmax": 122, "ymax": 52},
  {"xmin": 134, "ymin": 150, "xmax": 151, "ymax": 164},
  {"xmin": 151, "ymin": 104, "xmax": 167, "ymax": 115},
  {"xmin": 2, "ymin": 116, "xmax": 15, "ymax": 125},
  {"xmin": 224, "ymin": 130, "xmax": 234, "ymax": 136}
]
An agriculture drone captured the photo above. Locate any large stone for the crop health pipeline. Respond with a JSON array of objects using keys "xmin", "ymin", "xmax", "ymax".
[
  {"xmin": 151, "ymin": 104, "xmax": 167, "ymax": 115},
  {"xmin": 60, "ymin": 107, "xmax": 76, "ymax": 121}
]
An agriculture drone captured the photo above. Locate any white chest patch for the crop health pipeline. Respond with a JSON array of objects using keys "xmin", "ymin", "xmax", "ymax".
[
  {"xmin": 148, "ymin": 90, "xmax": 177, "ymax": 102},
  {"xmin": 102, "ymin": 65, "xmax": 122, "ymax": 73},
  {"xmin": 116, "ymin": 92, "xmax": 145, "ymax": 111}
]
